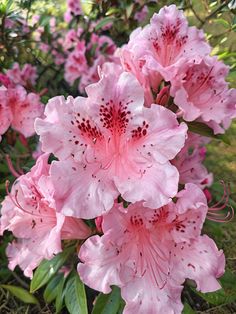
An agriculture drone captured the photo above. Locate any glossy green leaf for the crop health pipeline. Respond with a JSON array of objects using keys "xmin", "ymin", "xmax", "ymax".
[
  {"xmin": 30, "ymin": 247, "xmax": 74, "ymax": 293},
  {"xmin": 43, "ymin": 273, "xmax": 64, "ymax": 304},
  {"xmin": 55, "ymin": 274, "xmax": 67, "ymax": 313},
  {"xmin": 182, "ymin": 302, "xmax": 195, "ymax": 314},
  {"xmin": 126, "ymin": 4, "xmax": 134, "ymax": 18},
  {"xmin": 92, "ymin": 286, "xmax": 123, "ymax": 314},
  {"xmin": 1, "ymin": 284, "xmax": 39, "ymax": 305},
  {"xmin": 81, "ymin": 0, "xmax": 93, "ymax": 15},
  {"xmin": 95, "ymin": 17, "xmax": 115, "ymax": 31},
  {"xmin": 215, "ymin": 18, "xmax": 230, "ymax": 28},
  {"xmin": 185, "ymin": 121, "xmax": 231, "ymax": 144},
  {"xmin": 64, "ymin": 271, "xmax": 88, "ymax": 314}
]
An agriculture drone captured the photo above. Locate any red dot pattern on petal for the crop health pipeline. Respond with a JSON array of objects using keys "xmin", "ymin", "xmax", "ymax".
[
  {"xmin": 131, "ymin": 121, "xmax": 149, "ymax": 139},
  {"xmin": 70, "ymin": 113, "xmax": 103, "ymax": 146},
  {"xmin": 99, "ymin": 99, "xmax": 133, "ymax": 135}
]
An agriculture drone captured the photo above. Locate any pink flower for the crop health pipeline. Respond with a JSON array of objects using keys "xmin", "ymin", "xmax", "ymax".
[
  {"xmin": 172, "ymin": 133, "xmax": 213, "ymax": 189},
  {"xmin": 64, "ymin": 0, "xmax": 82, "ymax": 22},
  {"xmin": 64, "ymin": 29, "xmax": 78, "ymax": 50},
  {"xmin": 0, "ymin": 154, "xmax": 91, "ymax": 278},
  {"xmin": 121, "ymin": 5, "xmax": 210, "ymax": 105},
  {"xmin": 64, "ymin": 41, "xmax": 88, "ymax": 85},
  {"xmin": 35, "ymin": 69, "xmax": 187, "ymax": 218},
  {"xmin": 78, "ymin": 183, "xmax": 225, "ymax": 313},
  {"xmin": 0, "ymin": 85, "xmax": 43, "ymax": 138},
  {"xmin": 78, "ymin": 56, "xmax": 104, "ymax": 93},
  {"xmin": 0, "ymin": 74, "xmax": 11, "ymax": 87},
  {"xmin": 6, "ymin": 63, "xmax": 38, "ymax": 87},
  {"xmin": 0, "ymin": 86, "xmax": 12, "ymax": 139},
  {"xmin": 134, "ymin": 5, "xmax": 148, "ymax": 23},
  {"xmin": 32, "ymin": 142, "xmax": 44, "ymax": 160},
  {"xmin": 39, "ymin": 43, "xmax": 50, "ymax": 53},
  {"xmin": 52, "ymin": 50, "xmax": 66, "ymax": 65},
  {"xmin": 67, "ymin": 0, "xmax": 82, "ymax": 16},
  {"xmin": 170, "ymin": 56, "xmax": 236, "ymax": 123},
  {"xmin": 97, "ymin": 35, "xmax": 116, "ymax": 56},
  {"xmin": 89, "ymin": 34, "xmax": 116, "ymax": 57}
]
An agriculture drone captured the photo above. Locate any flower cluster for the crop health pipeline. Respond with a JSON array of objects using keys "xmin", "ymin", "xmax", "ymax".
[
  {"xmin": 0, "ymin": 154, "xmax": 91, "ymax": 278},
  {"xmin": 64, "ymin": 33, "xmax": 117, "ymax": 93},
  {"xmin": 0, "ymin": 65, "xmax": 43, "ymax": 141},
  {"xmin": 1, "ymin": 4, "xmax": 235, "ymax": 313}
]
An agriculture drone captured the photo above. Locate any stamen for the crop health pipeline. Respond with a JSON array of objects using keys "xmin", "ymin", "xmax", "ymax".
[
  {"xmin": 5, "ymin": 180, "xmax": 53, "ymax": 218},
  {"xmin": 207, "ymin": 181, "xmax": 234, "ymax": 223},
  {"xmin": 5, "ymin": 155, "xmax": 21, "ymax": 178}
]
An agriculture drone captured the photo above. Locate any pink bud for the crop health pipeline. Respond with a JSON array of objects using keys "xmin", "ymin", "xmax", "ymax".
[
  {"xmin": 199, "ymin": 147, "xmax": 207, "ymax": 159},
  {"xmin": 95, "ymin": 216, "xmax": 103, "ymax": 233},
  {"xmin": 204, "ymin": 188, "xmax": 212, "ymax": 203},
  {"xmin": 0, "ymin": 74, "xmax": 11, "ymax": 87},
  {"xmin": 156, "ymin": 86, "xmax": 170, "ymax": 106},
  {"xmin": 59, "ymin": 266, "xmax": 71, "ymax": 278},
  {"xmin": 19, "ymin": 134, "xmax": 28, "ymax": 148}
]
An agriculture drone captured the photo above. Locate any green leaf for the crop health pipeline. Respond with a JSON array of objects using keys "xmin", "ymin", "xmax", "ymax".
[
  {"xmin": 126, "ymin": 4, "xmax": 134, "ymax": 19},
  {"xmin": 55, "ymin": 274, "xmax": 67, "ymax": 313},
  {"xmin": 43, "ymin": 273, "xmax": 64, "ymax": 304},
  {"xmin": 106, "ymin": 8, "xmax": 120, "ymax": 16},
  {"xmin": 95, "ymin": 17, "xmax": 115, "ymax": 31},
  {"xmin": 64, "ymin": 271, "xmax": 88, "ymax": 314},
  {"xmin": 215, "ymin": 18, "xmax": 230, "ymax": 28},
  {"xmin": 185, "ymin": 121, "xmax": 231, "ymax": 144},
  {"xmin": 30, "ymin": 247, "xmax": 74, "ymax": 293},
  {"xmin": 182, "ymin": 302, "xmax": 195, "ymax": 314},
  {"xmin": 81, "ymin": 0, "xmax": 93, "ymax": 15},
  {"xmin": 1, "ymin": 285, "xmax": 39, "ymax": 305},
  {"xmin": 92, "ymin": 286, "xmax": 124, "ymax": 314},
  {"xmin": 192, "ymin": 271, "xmax": 236, "ymax": 306}
]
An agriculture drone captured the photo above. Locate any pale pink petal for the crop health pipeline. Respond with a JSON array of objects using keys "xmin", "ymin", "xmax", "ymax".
[
  {"xmin": 122, "ymin": 275, "xmax": 183, "ymax": 314},
  {"xmin": 78, "ymin": 233, "xmax": 124, "ymax": 294},
  {"xmin": 115, "ymin": 162, "xmax": 179, "ymax": 209},
  {"xmin": 170, "ymin": 57, "xmax": 234, "ymax": 124},
  {"xmin": 11, "ymin": 92, "xmax": 43, "ymax": 137},
  {"xmin": 0, "ymin": 87, "xmax": 12, "ymax": 136},
  {"xmin": 50, "ymin": 160, "xmax": 118, "ymax": 219},
  {"xmin": 61, "ymin": 216, "xmax": 91, "ymax": 239},
  {"xmin": 173, "ymin": 235, "xmax": 225, "ymax": 293}
]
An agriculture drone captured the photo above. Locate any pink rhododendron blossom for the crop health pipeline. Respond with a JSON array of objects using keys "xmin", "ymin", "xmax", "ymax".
[
  {"xmin": 134, "ymin": 5, "xmax": 148, "ymax": 23},
  {"xmin": 52, "ymin": 50, "xmax": 66, "ymax": 65},
  {"xmin": 64, "ymin": 29, "xmax": 79, "ymax": 50},
  {"xmin": 78, "ymin": 56, "xmax": 105, "ymax": 93},
  {"xmin": 0, "ymin": 74, "xmax": 11, "ymax": 87},
  {"xmin": 88, "ymin": 34, "xmax": 116, "ymax": 57},
  {"xmin": 65, "ymin": 41, "xmax": 88, "ymax": 85},
  {"xmin": 172, "ymin": 133, "xmax": 213, "ymax": 189},
  {"xmin": 0, "ymin": 85, "xmax": 43, "ymax": 138},
  {"xmin": 0, "ymin": 86, "xmax": 12, "ymax": 139},
  {"xmin": 78, "ymin": 183, "xmax": 224, "ymax": 313},
  {"xmin": 32, "ymin": 142, "xmax": 44, "ymax": 160},
  {"xmin": 170, "ymin": 56, "xmax": 236, "ymax": 123},
  {"xmin": 35, "ymin": 69, "xmax": 187, "ymax": 218},
  {"xmin": 0, "ymin": 154, "xmax": 91, "ymax": 278},
  {"xmin": 96, "ymin": 35, "xmax": 116, "ymax": 56},
  {"xmin": 121, "ymin": 5, "xmax": 211, "ymax": 105},
  {"xmin": 64, "ymin": 0, "xmax": 82, "ymax": 22},
  {"xmin": 4, "ymin": 18, "xmax": 16, "ymax": 29},
  {"xmin": 39, "ymin": 43, "xmax": 50, "ymax": 53},
  {"xmin": 6, "ymin": 63, "xmax": 38, "ymax": 87}
]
